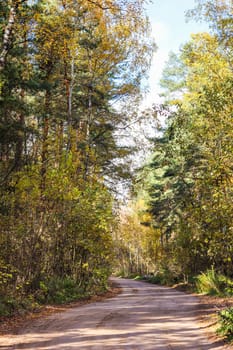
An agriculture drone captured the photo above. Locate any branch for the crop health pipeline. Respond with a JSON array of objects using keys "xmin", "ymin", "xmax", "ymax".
[{"xmin": 86, "ymin": 0, "xmax": 114, "ymax": 11}]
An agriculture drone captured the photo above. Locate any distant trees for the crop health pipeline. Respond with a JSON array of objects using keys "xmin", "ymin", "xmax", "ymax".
[{"xmin": 113, "ymin": 196, "xmax": 161, "ymax": 277}]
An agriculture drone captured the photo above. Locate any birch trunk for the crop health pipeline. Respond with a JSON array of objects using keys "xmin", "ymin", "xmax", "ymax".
[{"xmin": 0, "ymin": 1, "xmax": 19, "ymax": 70}]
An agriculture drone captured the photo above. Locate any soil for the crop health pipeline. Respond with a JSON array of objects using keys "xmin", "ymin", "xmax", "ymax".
[{"xmin": 0, "ymin": 278, "xmax": 232, "ymax": 349}]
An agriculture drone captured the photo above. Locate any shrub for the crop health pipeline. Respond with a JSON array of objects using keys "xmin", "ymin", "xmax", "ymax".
[
  {"xmin": 0, "ymin": 296, "xmax": 39, "ymax": 317},
  {"xmin": 141, "ymin": 269, "xmax": 179, "ymax": 286},
  {"xmin": 0, "ymin": 298, "xmax": 15, "ymax": 316},
  {"xmin": 195, "ymin": 268, "xmax": 231, "ymax": 296},
  {"xmin": 39, "ymin": 277, "xmax": 85, "ymax": 304},
  {"xmin": 217, "ymin": 307, "xmax": 233, "ymax": 341},
  {"xmin": 146, "ymin": 274, "xmax": 163, "ymax": 284}
]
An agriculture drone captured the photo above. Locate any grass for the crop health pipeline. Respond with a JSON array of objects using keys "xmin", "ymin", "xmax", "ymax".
[{"xmin": 195, "ymin": 268, "xmax": 233, "ymax": 296}]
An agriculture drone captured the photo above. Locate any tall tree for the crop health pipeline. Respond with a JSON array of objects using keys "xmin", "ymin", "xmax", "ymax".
[{"xmin": 0, "ymin": 0, "xmax": 155, "ymax": 309}]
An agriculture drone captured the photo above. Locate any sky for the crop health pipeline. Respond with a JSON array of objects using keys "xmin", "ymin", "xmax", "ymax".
[
  {"xmin": 143, "ymin": 0, "xmax": 209, "ymax": 107},
  {"xmin": 116, "ymin": 0, "xmax": 211, "ymax": 196}
]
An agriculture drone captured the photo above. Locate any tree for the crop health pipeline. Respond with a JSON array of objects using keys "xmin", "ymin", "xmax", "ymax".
[
  {"xmin": 187, "ymin": 0, "xmax": 233, "ymax": 51},
  {"xmin": 0, "ymin": 0, "xmax": 155, "ymax": 311},
  {"xmin": 138, "ymin": 29, "xmax": 233, "ymax": 279}
]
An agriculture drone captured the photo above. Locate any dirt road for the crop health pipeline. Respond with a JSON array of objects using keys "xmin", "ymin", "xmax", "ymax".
[{"xmin": 0, "ymin": 278, "xmax": 231, "ymax": 349}]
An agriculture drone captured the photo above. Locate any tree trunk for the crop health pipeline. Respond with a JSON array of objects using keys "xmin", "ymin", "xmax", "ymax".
[
  {"xmin": 40, "ymin": 89, "xmax": 51, "ymax": 193},
  {"xmin": 0, "ymin": 1, "xmax": 19, "ymax": 70}
]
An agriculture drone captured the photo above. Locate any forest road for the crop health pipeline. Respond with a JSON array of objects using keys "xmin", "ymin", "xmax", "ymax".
[{"xmin": 0, "ymin": 277, "xmax": 231, "ymax": 350}]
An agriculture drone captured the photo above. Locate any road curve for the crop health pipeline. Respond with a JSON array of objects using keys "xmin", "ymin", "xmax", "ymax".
[{"xmin": 0, "ymin": 278, "xmax": 231, "ymax": 349}]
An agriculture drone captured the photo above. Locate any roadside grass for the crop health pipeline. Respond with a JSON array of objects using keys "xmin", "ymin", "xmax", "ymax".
[{"xmin": 195, "ymin": 268, "xmax": 233, "ymax": 297}]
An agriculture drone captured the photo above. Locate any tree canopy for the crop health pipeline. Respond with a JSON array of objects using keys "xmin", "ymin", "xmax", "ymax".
[
  {"xmin": 115, "ymin": 0, "xmax": 233, "ymax": 282},
  {"xmin": 0, "ymin": 0, "xmax": 154, "ymax": 312}
]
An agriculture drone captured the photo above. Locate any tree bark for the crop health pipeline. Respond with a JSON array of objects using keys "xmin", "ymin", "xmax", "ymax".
[
  {"xmin": 40, "ymin": 89, "xmax": 50, "ymax": 193},
  {"xmin": 0, "ymin": 1, "xmax": 19, "ymax": 70}
]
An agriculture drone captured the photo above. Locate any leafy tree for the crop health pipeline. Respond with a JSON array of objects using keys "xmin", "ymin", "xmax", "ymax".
[
  {"xmin": 138, "ymin": 26, "xmax": 233, "ymax": 279},
  {"xmin": 0, "ymin": 0, "xmax": 155, "ymax": 312}
]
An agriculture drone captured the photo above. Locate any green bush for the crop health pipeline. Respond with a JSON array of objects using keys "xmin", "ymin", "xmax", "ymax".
[
  {"xmin": 0, "ymin": 298, "xmax": 16, "ymax": 316},
  {"xmin": 217, "ymin": 307, "xmax": 233, "ymax": 341},
  {"xmin": 0, "ymin": 276, "xmax": 108, "ymax": 316},
  {"xmin": 0, "ymin": 302, "xmax": 9, "ymax": 316},
  {"xmin": 145, "ymin": 274, "xmax": 163, "ymax": 284},
  {"xmin": 195, "ymin": 269, "xmax": 233, "ymax": 296},
  {"xmin": 39, "ymin": 277, "xmax": 85, "ymax": 304},
  {"xmin": 0, "ymin": 295, "xmax": 39, "ymax": 317},
  {"xmin": 141, "ymin": 269, "xmax": 179, "ymax": 286},
  {"xmin": 225, "ymin": 282, "xmax": 233, "ymax": 297}
]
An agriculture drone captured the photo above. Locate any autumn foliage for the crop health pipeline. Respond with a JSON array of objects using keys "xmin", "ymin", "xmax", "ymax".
[{"xmin": 0, "ymin": 0, "xmax": 153, "ymax": 314}]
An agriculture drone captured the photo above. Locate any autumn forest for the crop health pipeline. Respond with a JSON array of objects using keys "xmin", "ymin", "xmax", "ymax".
[{"xmin": 0, "ymin": 0, "xmax": 233, "ymax": 323}]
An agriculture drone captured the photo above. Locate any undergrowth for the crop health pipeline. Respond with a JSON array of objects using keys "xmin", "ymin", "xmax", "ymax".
[
  {"xmin": 0, "ymin": 277, "xmax": 108, "ymax": 317},
  {"xmin": 195, "ymin": 269, "xmax": 233, "ymax": 296},
  {"xmin": 217, "ymin": 307, "xmax": 233, "ymax": 341}
]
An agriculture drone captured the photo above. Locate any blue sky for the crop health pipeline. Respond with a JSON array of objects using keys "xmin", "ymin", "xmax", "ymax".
[{"xmin": 143, "ymin": 0, "xmax": 209, "ymax": 106}]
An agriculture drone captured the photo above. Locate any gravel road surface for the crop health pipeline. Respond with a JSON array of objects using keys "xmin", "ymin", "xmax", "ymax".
[{"xmin": 0, "ymin": 278, "xmax": 231, "ymax": 349}]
